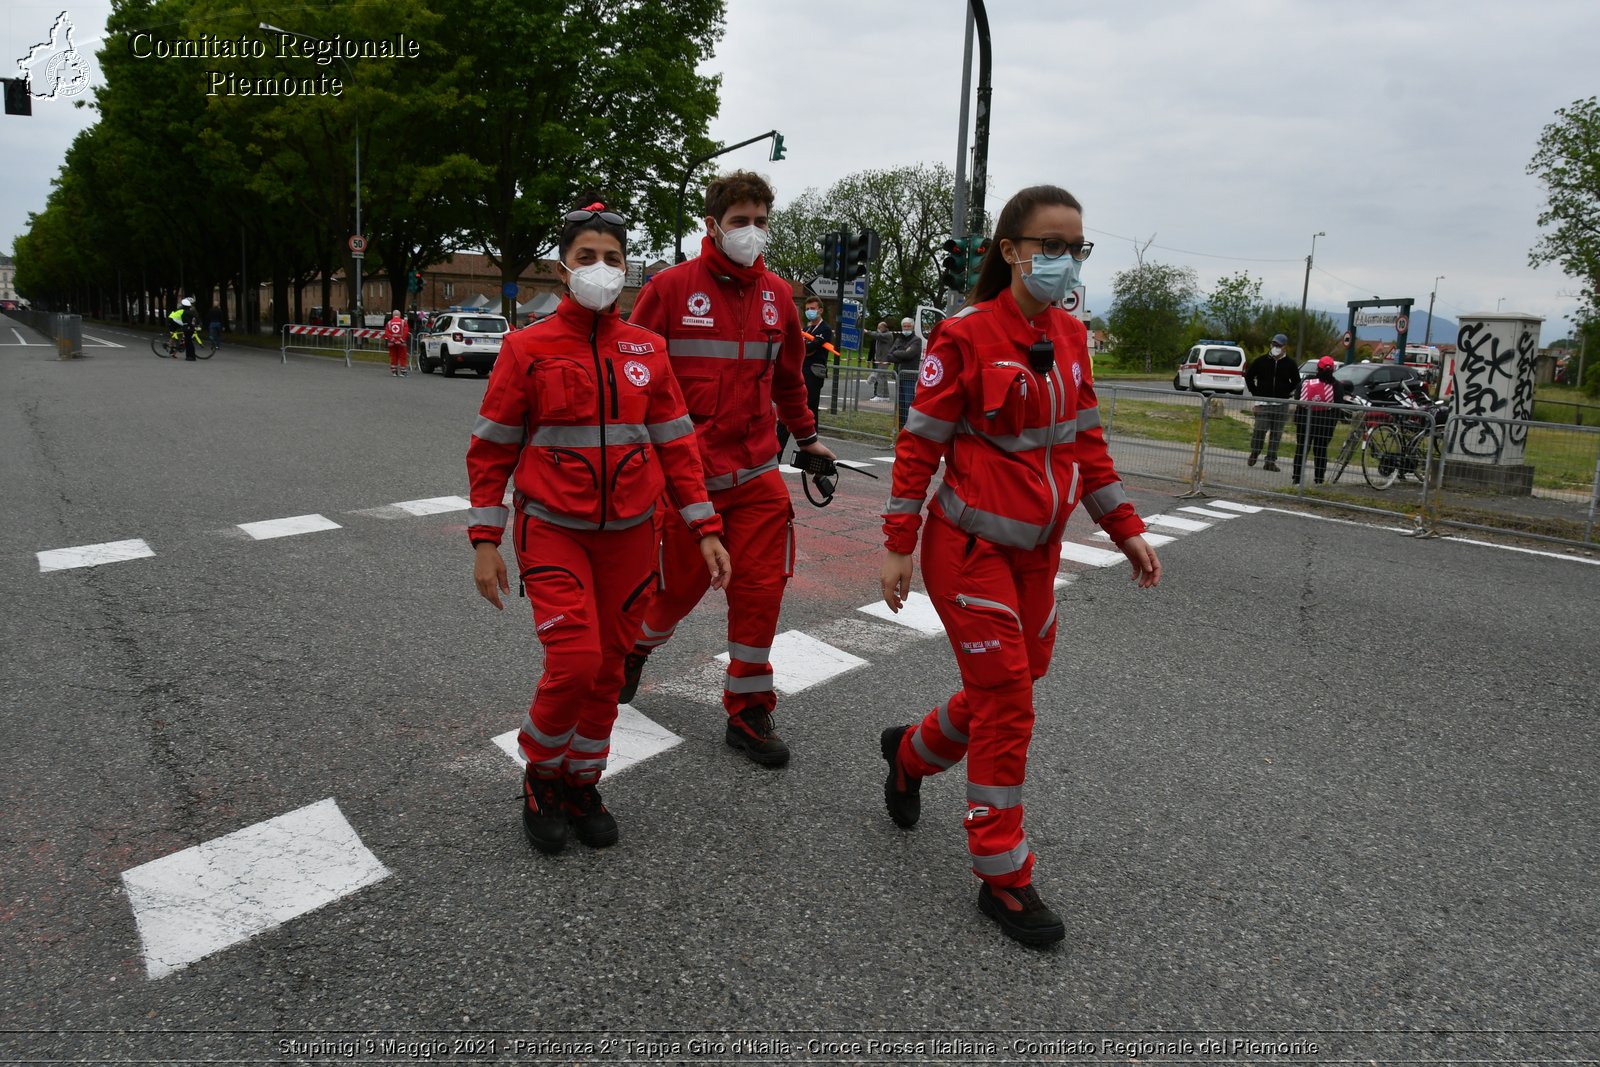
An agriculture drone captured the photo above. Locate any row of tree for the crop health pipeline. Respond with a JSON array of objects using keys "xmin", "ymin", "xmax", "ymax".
[{"xmin": 13, "ymin": 0, "xmax": 726, "ymax": 327}]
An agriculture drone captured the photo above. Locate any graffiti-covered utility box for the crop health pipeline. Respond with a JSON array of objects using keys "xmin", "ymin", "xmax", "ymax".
[{"xmin": 1443, "ymin": 312, "xmax": 1543, "ymax": 495}]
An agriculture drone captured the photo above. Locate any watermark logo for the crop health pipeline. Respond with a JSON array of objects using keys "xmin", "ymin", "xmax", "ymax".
[{"xmin": 16, "ymin": 10, "xmax": 92, "ymax": 101}]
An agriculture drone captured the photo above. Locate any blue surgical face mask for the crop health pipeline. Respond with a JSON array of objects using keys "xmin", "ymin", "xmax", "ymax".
[
  {"xmin": 1020, "ymin": 252, "xmax": 1081, "ymax": 304},
  {"xmin": 804, "ymin": 308, "xmax": 819, "ymax": 322}
]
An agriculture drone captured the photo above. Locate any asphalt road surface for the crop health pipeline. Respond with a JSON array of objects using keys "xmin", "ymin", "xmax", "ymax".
[{"xmin": 2, "ymin": 319, "xmax": 1596, "ymax": 1065}]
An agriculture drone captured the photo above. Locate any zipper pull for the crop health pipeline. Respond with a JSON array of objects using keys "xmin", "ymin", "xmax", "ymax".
[{"xmin": 955, "ymin": 594, "xmax": 968, "ymax": 607}]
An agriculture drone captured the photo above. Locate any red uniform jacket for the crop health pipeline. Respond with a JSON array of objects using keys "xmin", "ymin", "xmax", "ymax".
[
  {"xmin": 466, "ymin": 296, "xmax": 722, "ymax": 546},
  {"xmin": 385, "ymin": 317, "xmax": 409, "ymax": 347},
  {"xmin": 628, "ymin": 236, "xmax": 817, "ymax": 491},
  {"xmin": 883, "ymin": 288, "xmax": 1145, "ymax": 554}
]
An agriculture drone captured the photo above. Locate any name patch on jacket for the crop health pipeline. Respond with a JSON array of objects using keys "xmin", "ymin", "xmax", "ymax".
[
  {"xmin": 681, "ymin": 316, "xmax": 715, "ymax": 328},
  {"xmin": 616, "ymin": 341, "xmax": 654, "ymax": 355}
]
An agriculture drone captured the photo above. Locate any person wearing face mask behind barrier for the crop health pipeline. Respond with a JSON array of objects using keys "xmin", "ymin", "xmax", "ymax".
[
  {"xmin": 620, "ymin": 170, "xmax": 835, "ymax": 768},
  {"xmin": 877, "ymin": 184, "xmax": 1162, "ymax": 948},
  {"xmin": 778, "ymin": 296, "xmax": 833, "ymax": 452},
  {"xmin": 1244, "ymin": 332, "xmax": 1299, "ymax": 472},
  {"xmin": 1291, "ymin": 355, "xmax": 1352, "ymax": 485},
  {"xmin": 887, "ymin": 316, "xmax": 923, "ymax": 429},
  {"xmin": 467, "ymin": 202, "xmax": 731, "ymax": 856}
]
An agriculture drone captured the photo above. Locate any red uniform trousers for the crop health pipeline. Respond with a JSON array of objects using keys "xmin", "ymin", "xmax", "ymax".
[
  {"xmin": 513, "ymin": 515, "xmax": 657, "ymax": 784},
  {"xmin": 632, "ymin": 469, "xmax": 794, "ymax": 716},
  {"xmin": 388, "ymin": 342, "xmax": 407, "ymax": 371},
  {"xmin": 896, "ymin": 511, "xmax": 1062, "ymax": 888}
]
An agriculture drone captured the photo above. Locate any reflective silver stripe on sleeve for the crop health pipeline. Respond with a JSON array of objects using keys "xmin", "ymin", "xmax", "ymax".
[
  {"xmin": 912, "ymin": 727, "xmax": 958, "ymax": 770},
  {"xmin": 1037, "ymin": 603, "xmax": 1058, "ymax": 640},
  {"xmin": 970, "ymin": 838, "xmax": 1031, "ymax": 876},
  {"xmin": 967, "ymin": 783, "xmax": 1023, "ymax": 809},
  {"xmin": 521, "ymin": 500, "xmax": 655, "ymax": 531},
  {"xmin": 904, "ymin": 408, "xmax": 957, "ymax": 443},
  {"xmin": 669, "ymin": 339, "xmax": 742, "ymax": 359},
  {"xmin": 647, "ymin": 415, "xmax": 695, "ymax": 443},
  {"xmin": 531, "ymin": 423, "xmax": 650, "ymax": 448},
  {"xmin": 936, "ymin": 703, "xmax": 968, "ymax": 745},
  {"xmin": 1077, "ymin": 406, "xmax": 1102, "ymax": 432},
  {"xmin": 703, "ymin": 456, "xmax": 780, "ymax": 493},
  {"xmin": 473, "ymin": 416, "xmax": 524, "ymax": 444},
  {"xmin": 522, "ymin": 715, "xmax": 574, "ymax": 752},
  {"xmin": 885, "ymin": 496, "xmax": 924, "ymax": 515},
  {"xmin": 568, "ymin": 734, "xmax": 609, "ymax": 754},
  {"xmin": 680, "ymin": 501, "xmax": 716, "ymax": 525},
  {"xmin": 935, "ymin": 483, "xmax": 1050, "ymax": 550},
  {"xmin": 468, "ymin": 506, "xmax": 509, "ymax": 528},
  {"xmin": 1082, "ymin": 481, "xmax": 1131, "ymax": 521},
  {"xmin": 727, "ymin": 641, "xmax": 770, "ymax": 664},
  {"xmin": 724, "ymin": 672, "xmax": 774, "ymax": 695}
]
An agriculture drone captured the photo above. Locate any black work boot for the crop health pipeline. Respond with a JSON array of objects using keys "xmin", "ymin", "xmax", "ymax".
[
  {"xmin": 520, "ymin": 768, "xmax": 568, "ymax": 854},
  {"xmin": 977, "ymin": 882, "xmax": 1066, "ymax": 947},
  {"xmin": 565, "ymin": 781, "xmax": 619, "ymax": 848},
  {"xmin": 617, "ymin": 651, "xmax": 649, "ymax": 704},
  {"xmin": 879, "ymin": 726, "xmax": 922, "ymax": 828},
  {"xmin": 725, "ymin": 707, "xmax": 790, "ymax": 767},
  {"xmin": 1247, "ymin": 451, "xmax": 1259, "ymax": 466}
]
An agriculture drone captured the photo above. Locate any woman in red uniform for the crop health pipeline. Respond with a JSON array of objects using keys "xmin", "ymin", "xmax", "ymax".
[
  {"xmin": 878, "ymin": 185, "xmax": 1162, "ymax": 946},
  {"xmin": 467, "ymin": 203, "xmax": 730, "ymax": 855}
]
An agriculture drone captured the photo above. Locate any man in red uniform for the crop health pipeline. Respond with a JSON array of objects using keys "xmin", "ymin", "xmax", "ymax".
[
  {"xmin": 619, "ymin": 170, "xmax": 835, "ymax": 767},
  {"xmin": 385, "ymin": 309, "xmax": 409, "ymax": 377}
]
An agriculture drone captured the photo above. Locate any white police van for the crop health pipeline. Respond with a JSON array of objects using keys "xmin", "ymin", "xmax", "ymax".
[
  {"xmin": 419, "ymin": 308, "xmax": 510, "ymax": 378},
  {"xmin": 1174, "ymin": 340, "xmax": 1248, "ymax": 394}
]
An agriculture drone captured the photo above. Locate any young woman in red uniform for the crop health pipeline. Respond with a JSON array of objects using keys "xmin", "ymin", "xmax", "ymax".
[
  {"xmin": 467, "ymin": 204, "xmax": 730, "ymax": 855},
  {"xmin": 878, "ymin": 185, "xmax": 1162, "ymax": 946}
]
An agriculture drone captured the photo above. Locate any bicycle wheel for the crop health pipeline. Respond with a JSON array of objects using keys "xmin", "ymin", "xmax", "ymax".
[
  {"xmin": 1328, "ymin": 418, "xmax": 1360, "ymax": 484},
  {"xmin": 198, "ymin": 336, "xmax": 217, "ymax": 359},
  {"xmin": 1362, "ymin": 423, "xmax": 1406, "ymax": 490},
  {"xmin": 151, "ymin": 335, "xmax": 173, "ymax": 358}
]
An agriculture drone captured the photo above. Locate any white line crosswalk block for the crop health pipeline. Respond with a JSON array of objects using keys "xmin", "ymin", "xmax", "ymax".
[
  {"xmin": 37, "ymin": 538, "xmax": 155, "ymax": 573},
  {"xmin": 857, "ymin": 591, "xmax": 945, "ymax": 635},
  {"xmin": 1143, "ymin": 513, "xmax": 1212, "ymax": 533},
  {"xmin": 778, "ymin": 464, "xmax": 803, "ymax": 475},
  {"xmin": 491, "ymin": 704, "xmax": 681, "ymax": 776},
  {"xmin": 717, "ymin": 630, "xmax": 867, "ymax": 694},
  {"xmin": 835, "ymin": 460, "xmax": 875, "ymax": 469},
  {"xmin": 391, "ymin": 495, "xmax": 471, "ymax": 516},
  {"xmin": 871, "ymin": 456, "xmax": 897, "ymax": 463},
  {"xmin": 1059, "ymin": 541, "xmax": 1126, "ymax": 567},
  {"xmin": 237, "ymin": 514, "xmax": 342, "ymax": 540},
  {"xmin": 1208, "ymin": 500, "xmax": 1263, "ymax": 514},
  {"xmin": 1178, "ymin": 505, "xmax": 1237, "ymax": 519},
  {"xmin": 1091, "ymin": 530, "xmax": 1176, "ymax": 547},
  {"xmin": 120, "ymin": 798, "xmax": 389, "ymax": 980}
]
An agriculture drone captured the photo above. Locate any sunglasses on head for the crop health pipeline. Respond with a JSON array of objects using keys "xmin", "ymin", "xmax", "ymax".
[{"xmin": 564, "ymin": 208, "xmax": 627, "ymax": 226}]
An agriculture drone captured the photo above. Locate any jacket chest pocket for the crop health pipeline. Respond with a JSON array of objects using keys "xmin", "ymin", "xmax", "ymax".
[
  {"xmin": 977, "ymin": 362, "xmax": 1031, "ymax": 440},
  {"xmin": 533, "ymin": 358, "xmax": 596, "ymax": 422},
  {"xmin": 616, "ymin": 389, "xmax": 649, "ymax": 425},
  {"xmin": 676, "ymin": 372, "xmax": 721, "ymax": 422}
]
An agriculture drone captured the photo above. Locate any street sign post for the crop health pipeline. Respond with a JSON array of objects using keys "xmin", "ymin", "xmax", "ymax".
[
  {"xmin": 840, "ymin": 299, "xmax": 861, "ymax": 351},
  {"xmin": 809, "ymin": 277, "xmax": 840, "ymax": 299},
  {"xmin": 347, "ymin": 235, "xmax": 366, "ymax": 255}
]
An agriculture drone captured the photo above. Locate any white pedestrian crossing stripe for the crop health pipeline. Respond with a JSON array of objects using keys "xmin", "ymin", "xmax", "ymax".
[
  {"xmin": 37, "ymin": 538, "xmax": 155, "ymax": 573},
  {"xmin": 835, "ymin": 460, "xmax": 875, "ymax": 469},
  {"xmin": 858, "ymin": 591, "xmax": 945, "ymax": 635},
  {"xmin": 237, "ymin": 514, "xmax": 342, "ymax": 540},
  {"xmin": 1143, "ymin": 513, "xmax": 1212, "ymax": 533},
  {"xmin": 1058, "ymin": 541, "xmax": 1126, "ymax": 567},
  {"xmin": 492, "ymin": 704, "xmax": 681, "ymax": 777},
  {"xmin": 391, "ymin": 495, "xmax": 471, "ymax": 516},
  {"xmin": 1178, "ymin": 505, "xmax": 1237, "ymax": 519},
  {"xmin": 1091, "ymin": 529, "xmax": 1176, "ymax": 547},
  {"xmin": 121, "ymin": 798, "xmax": 388, "ymax": 979},
  {"xmin": 1208, "ymin": 499, "xmax": 1263, "ymax": 514},
  {"xmin": 716, "ymin": 630, "xmax": 867, "ymax": 694}
]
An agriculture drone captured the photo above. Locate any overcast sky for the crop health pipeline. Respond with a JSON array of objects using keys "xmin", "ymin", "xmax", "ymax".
[{"xmin": 4, "ymin": 0, "xmax": 1596, "ymax": 337}]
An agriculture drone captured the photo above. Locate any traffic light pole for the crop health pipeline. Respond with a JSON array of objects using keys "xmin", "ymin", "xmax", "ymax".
[
  {"xmin": 968, "ymin": 0, "xmax": 992, "ymax": 236},
  {"xmin": 674, "ymin": 130, "xmax": 779, "ymax": 264}
]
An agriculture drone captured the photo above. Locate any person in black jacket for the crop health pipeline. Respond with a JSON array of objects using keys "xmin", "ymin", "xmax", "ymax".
[
  {"xmin": 1244, "ymin": 332, "xmax": 1299, "ymax": 472},
  {"xmin": 778, "ymin": 295, "xmax": 833, "ymax": 452},
  {"xmin": 887, "ymin": 316, "xmax": 923, "ymax": 429}
]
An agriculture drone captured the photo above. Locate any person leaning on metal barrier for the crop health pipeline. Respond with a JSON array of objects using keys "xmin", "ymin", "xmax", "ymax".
[
  {"xmin": 887, "ymin": 316, "xmax": 923, "ymax": 427},
  {"xmin": 1245, "ymin": 332, "xmax": 1298, "ymax": 472},
  {"xmin": 1292, "ymin": 356, "xmax": 1353, "ymax": 485},
  {"xmin": 867, "ymin": 320, "xmax": 894, "ymax": 398},
  {"xmin": 877, "ymin": 183, "xmax": 1162, "ymax": 948}
]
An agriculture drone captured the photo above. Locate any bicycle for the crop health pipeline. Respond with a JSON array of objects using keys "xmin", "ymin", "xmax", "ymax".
[
  {"xmin": 151, "ymin": 327, "xmax": 217, "ymax": 359},
  {"xmin": 1362, "ymin": 410, "xmax": 1443, "ymax": 490}
]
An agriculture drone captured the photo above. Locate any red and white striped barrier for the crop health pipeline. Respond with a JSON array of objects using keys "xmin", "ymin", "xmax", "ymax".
[{"xmin": 286, "ymin": 325, "xmax": 345, "ymax": 337}]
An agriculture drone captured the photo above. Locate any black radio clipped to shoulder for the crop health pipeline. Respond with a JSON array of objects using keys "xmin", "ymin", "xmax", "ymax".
[{"xmin": 1027, "ymin": 338, "xmax": 1055, "ymax": 374}]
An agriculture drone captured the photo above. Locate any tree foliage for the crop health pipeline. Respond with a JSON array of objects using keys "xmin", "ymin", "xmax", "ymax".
[
  {"xmin": 1528, "ymin": 96, "xmax": 1600, "ymax": 318},
  {"xmin": 1204, "ymin": 270, "xmax": 1263, "ymax": 340},
  {"xmin": 1107, "ymin": 261, "xmax": 1200, "ymax": 371}
]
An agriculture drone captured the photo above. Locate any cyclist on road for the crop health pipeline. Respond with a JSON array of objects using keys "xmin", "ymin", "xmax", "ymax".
[
  {"xmin": 167, "ymin": 298, "xmax": 199, "ymax": 360},
  {"xmin": 877, "ymin": 184, "xmax": 1162, "ymax": 948}
]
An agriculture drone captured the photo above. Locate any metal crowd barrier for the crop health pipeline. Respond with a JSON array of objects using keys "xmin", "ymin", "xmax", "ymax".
[
  {"xmin": 3, "ymin": 308, "xmax": 82, "ymax": 359},
  {"xmin": 278, "ymin": 324, "xmax": 389, "ymax": 367}
]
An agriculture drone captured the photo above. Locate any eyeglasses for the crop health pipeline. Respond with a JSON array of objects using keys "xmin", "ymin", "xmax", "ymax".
[
  {"xmin": 1018, "ymin": 236, "xmax": 1093, "ymax": 261},
  {"xmin": 564, "ymin": 208, "xmax": 627, "ymax": 226}
]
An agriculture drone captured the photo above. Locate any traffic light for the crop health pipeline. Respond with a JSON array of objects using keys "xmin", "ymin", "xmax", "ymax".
[
  {"xmin": 843, "ymin": 228, "xmax": 878, "ymax": 279},
  {"xmin": 819, "ymin": 230, "xmax": 843, "ymax": 280},
  {"xmin": 940, "ymin": 237, "xmax": 966, "ymax": 292},
  {"xmin": 2, "ymin": 78, "xmax": 31, "ymax": 116},
  {"xmin": 963, "ymin": 235, "xmax": 989, "ymax": 289},
  {"xmin": 769, "ymin": 131, "xmax": 787, "ymax": 161},
  {"xmin": 408, "ymin": 271, "xmax": 423, "ymax": 294}
]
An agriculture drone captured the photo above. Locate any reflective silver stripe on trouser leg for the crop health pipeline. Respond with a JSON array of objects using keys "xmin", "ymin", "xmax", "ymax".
[
  {"xmin": 564, "ymin": 733, "xmax": 609, "ymax": 776},
  {"xmin": 724, "ymin": 673, "xmax": 774, "ymax": 695},
  {"xmin": 937, "ymin": 703, "xmax": 968, "ymax": 745},
  {"xmin": 636, "ymin": 622, "xmax": 674, "ymax": 649},
  {"xmin": 727, "ymin": 641, "xmax": 770, "ymax": 664},
  {"xmin": 1037, "ymin": 603, "xmax": 1058, "ymax": 640},
  {"xmin": 912, "ymin": 724, "xmax": 958, "ymax": 769},
  {"xmin": 522, "ymin": 714, "xmax": 573, "ymax": 770},
  {"xmin": 967, "ymin": 783, "xmax": 1023, "ymax": 808},
  {"xmin": 970, "ymin": 837, "xmax": 1031, "ymax": 876}
]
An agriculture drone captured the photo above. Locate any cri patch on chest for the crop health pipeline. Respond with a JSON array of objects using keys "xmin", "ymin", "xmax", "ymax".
[{"xmin": 616, "ymin": 341, "xmax": 654, "ymax": 355}]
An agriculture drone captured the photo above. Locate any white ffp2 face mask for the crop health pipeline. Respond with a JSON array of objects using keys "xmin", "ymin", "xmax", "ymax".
[
  {"xmin": 717, "ymin": 223, "xmax": 770, "ymax": 267},
  {"xmin": 565, "ymin": 261, "xmax": 626, "ymax": 311}
]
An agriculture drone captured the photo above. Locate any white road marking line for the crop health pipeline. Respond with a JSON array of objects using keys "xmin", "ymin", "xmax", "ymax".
[
  {"xmin": 1178, "ymin": 505, "xmax": 1237, "ymax": 519},
  {"xmin": 237, "ymin": 514, "xmax": 342, "ymax": 540},
  {"xmin": 871, "ymin": 456, "xmax": 897, "ymax": 463},
  {"xmin": 1144, "ymin": 513, "xmax": 1213, "ymax": 533},
  {"xmin": 1054, "ymin": 573, "xmax": 1077, "ymax": 590},
  {"xmin": 857, "ymin": 591, "xmax": 945, "ymax": 635},
  {"xmin": 82, "ymin": 333, "xmax": 125, "ymax": 348},
  {"xmin": 37, "ymin": 538, "xmax": 155, "ymax": 573},
  {"xmin": 491, "ymin": 704, "xmax": 682, "ymax": 776},
  {"xmin": 120, "ymin": 798, "xmax": 389, "ymax": 980},
  {"xmin": 835, "ymin": 460, "xmax": 875, "ymax": 469},
  {"xmin": 1251, "ymin": 505, "xmax": 1600, "ymax": 565},
  {"xmin": 778, "ymin": 464, "xmax": 803, "ymax": 475},
  {"xmin": 1209, "ymin": 500, "xmax": 1263, "ymax": 514},
  {"xmin": 1059, "ymin": 541, "xmax": 1126, "ymax": 567},
  {"xmin": 391, "ymin": 495, "xmax": 471, "ymax": 516},
  {"xmin": 1091, "ymin": 530, "xmax": 1176, "ymax": 547},
  {"xmin": 716, "ymin": 630, "xmax": 868, "ymax": 694},
  {"xmin": 10, "ymin": 329, "xmax": 27, "ymax": 345}
]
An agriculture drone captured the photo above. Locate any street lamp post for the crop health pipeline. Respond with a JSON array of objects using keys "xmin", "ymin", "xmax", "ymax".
[
  {"xmin": 1296, "ymin": 230, "xmax": 1325, "ymax": 363},
  {"xmin": 260, "ymin": 22, "xmax": 361, "ymax": 325},
  {"xmin": 1424, "ymin": 274, "xmax": 1444, "ymax": 345}
]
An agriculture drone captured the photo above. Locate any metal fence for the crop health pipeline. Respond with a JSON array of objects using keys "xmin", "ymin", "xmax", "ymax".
[
  {"xmin": 278, "ymin": 324, "xmax": 392, "ymax": 367},
  {"xmin": 3, "ymin": 308, "xmax": 82, "ymax": 359}
]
